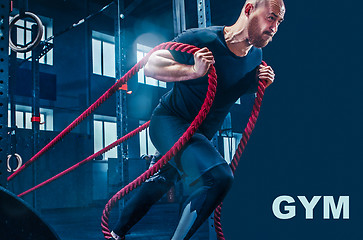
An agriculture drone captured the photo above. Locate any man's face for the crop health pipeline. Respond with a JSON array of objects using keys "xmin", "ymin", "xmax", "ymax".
[{"xmin": 247, "ymin": 0, "xmax": 285, "ymax": 48}]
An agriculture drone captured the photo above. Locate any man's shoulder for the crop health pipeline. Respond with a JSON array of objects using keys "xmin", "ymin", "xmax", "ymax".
[{"xmin": 174, "ymin": 26, "xmax": 224, "ymax": 46}]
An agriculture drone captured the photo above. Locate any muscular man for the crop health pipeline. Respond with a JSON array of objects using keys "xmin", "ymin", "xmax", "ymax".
[{"xmin": 111, "ymin": 0, "xmax": 285, "ymax": 239}]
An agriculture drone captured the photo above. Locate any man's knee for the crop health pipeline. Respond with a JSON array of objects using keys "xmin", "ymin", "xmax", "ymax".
[
  {"xmin": 205, "ymin": 163, "xmax": 234, "ymax": 191},
  {"xmin": 216, "ymin": 164, "xmax": 234, "ymax": 190}
]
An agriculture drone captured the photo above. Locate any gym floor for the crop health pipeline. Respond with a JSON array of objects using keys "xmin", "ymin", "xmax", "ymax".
[{"xmin": 41, "ymin": 202, "xmax": 210, "ymax": 240}]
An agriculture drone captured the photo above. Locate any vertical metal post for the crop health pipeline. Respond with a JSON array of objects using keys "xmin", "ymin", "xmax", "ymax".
[
  {"xmin": 31, "ymin": 25, "xmax": 40, "ymax": 209},
  {"xmin": 9, "ymin": 33, "xmax": 17, "ymax": 168},
  {"xmin": 85, "ymin": 0, "xmax": 92, "ymax": 136},
  {"xmin": 197, "ymin": 0, "xmax": 211, "ymax": 28},
  {"xmin": 0, "ymin": 1, "xmax": 10, "ymax": 188},
  {"xmin": 115, "ymin": 0, "xmax": 128, "ymax": 209},
  {"xmin": 172, "ymin": 0, "xmax": 186, "ymax": 36}
]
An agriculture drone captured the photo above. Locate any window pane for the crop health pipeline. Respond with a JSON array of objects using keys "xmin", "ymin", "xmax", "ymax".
[
  {"xmin": 16, "ymin": 111, "xmax": 24, "ymax": 128},
  {"xmin": 138, "ymin": 68, "xmax": 145, "ymax": 84},
  {"xmin": 94, "ymin": 120, "xmax": 103, "ymax": 153},
  {"xmin": 39, "ymin": 55, "xmax": 45, "ymax": 64},
  {"xmin": 47, "ymin": 49, "xmax": 53, "ymax": 66},
  {"xmin": 44, "ymin": 109, "xmax": 54, "ymax": 131},
  {"xmin": 104, "ymin": 122, "xmax": 117, "ymax": 159},
  {"xmin": 159, "ymin": 81, "xmax": 167, "ymax": 88},
  {"xmin": 139, "ymin": 127, "xmax": 147, "ymax": 156},
  {"xmin": 26, "ymin": 21, "xmax": 35, "ymax": 29},
  {"xmin": 40, "ymin": 113, "xmax": 45, "ymax": 130},
  {"xmin": 147, "ymin": 128, "xmax": 156, "ymax": 155},
  {"xmin": 25, "ymin": 112, "xmax": 32, "ymax": 129},
  {"xmin": 41, "ymin": 25, "xmax": 45, "ymax": 41},
  {"xmin": 137, "ymin": 51, "xmax": 145, "ymax": 83},
  {"xmin": 8, "ymin": 110, "xmax": 11, "ymax": 127},
  {"xmin": 16, "ymin": 19, "xmax": 24, "ymax": 27},
  {"xmin": 92, "ymin": 39, "xmax": 102, "ymax": 75},
  {"xmin": 103, "ymin": 41, "xmax": 115, "ymax": 78},
  {"xmin": 223, "ymin": 137, "xmax": 231, "ymax": 164},
  {"xmin": 17, "ymin": 28, "xmax": 24, "ymax": 46},
  {"xmin": 146, "ymin": 76, "xmax": 158, "ymax": 87},
  {"xmin": 46, "ymin": 23, "xmax": 53, "ymax": 66},
  {"xmin": 47, "ymin": 25, "xmax": 53, "ymax": 39},
  {"xmin": 25, "ymin": 51, "xmax": 32, "ymax": 61},
  {"xmin": 136, "ymin": 51, "xmax": 143, "ymax": 62},
  {"xmin": 25, "ymin": 29, "xmax": 32, "ymax": 46},
  {"xmin": 16, "ymin": 27, "xmax": 24, "ymax": 59},
  {"xmin": 223, "ymin": 137, "xmax": 236, "ymax": 164},
  {"xmin": 17, "ymin": 52, "xmax": 24, "ymax": 59}
]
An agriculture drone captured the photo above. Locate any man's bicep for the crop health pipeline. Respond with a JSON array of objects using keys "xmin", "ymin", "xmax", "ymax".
[
  {"xmin": 146, "ymin": 50, "xmax": 176, "ymax": 69},
  {"xmin": 153, "ymin": 50, "xmax": 176, "ymax": 61}
]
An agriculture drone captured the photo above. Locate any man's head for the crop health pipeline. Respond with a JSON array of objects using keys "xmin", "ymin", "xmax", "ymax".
[{"xmin": 243, "ymin": 0, "xmax": 285, "ymax": 48}]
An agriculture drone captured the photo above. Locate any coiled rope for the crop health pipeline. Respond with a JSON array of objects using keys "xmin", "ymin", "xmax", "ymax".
[{"xmin": 213, "ymin": 61, "xmax": 268, "ymax": 240}]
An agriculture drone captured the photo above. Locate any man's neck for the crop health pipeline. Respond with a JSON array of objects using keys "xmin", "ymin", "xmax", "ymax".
[{"xmin": 224, "ymin": 21, "xmax": 253, "ymax": 57}]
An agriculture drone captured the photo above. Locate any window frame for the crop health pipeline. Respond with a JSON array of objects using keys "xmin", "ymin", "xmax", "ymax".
[
  {"xmin": 9, "ymin": 13, "xmax": 53, "ymax": 65},
  {"xmin": 92, "ymin": 31, "xmax": 116, "ymax": 78},
  {"xmin": 8, "ymin": 104, "xmax": 53, "ymax": 131},
  {"xmin": 137, "ymin": 43, "xmax": 167, "ymax": 88},
  {"xmin": 93, "ymin": 115, "xmax": 118, "ymax": 161}
]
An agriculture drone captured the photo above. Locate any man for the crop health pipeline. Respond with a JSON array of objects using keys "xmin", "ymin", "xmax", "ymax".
[{"xmin": 111, "ymin": 0, "xmax": 285, "ymax": 239}]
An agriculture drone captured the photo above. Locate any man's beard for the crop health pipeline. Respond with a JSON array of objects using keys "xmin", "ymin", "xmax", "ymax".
[{"xmin": 248, "ymin": 17, "xmax": 271, "ymax": 48}]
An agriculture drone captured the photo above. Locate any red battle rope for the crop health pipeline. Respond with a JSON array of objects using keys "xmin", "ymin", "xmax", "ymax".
[
  {"xmin": 213, "ymin": 61, "xmax": 268, "ymax": 240},
  {"xmin": 101, "ymin": 46, "xmax": 217, "ymax": 239},
  {"xmin": 7, "ymin": 42, "xmax": 200, "ymax": 182},
  {"xmin": 11, "ymin": 38, "xmax": 267, "ymax": 239},
  {"xmin": 17, "ymin": 122, "xmax": 150, "ymax": 197}
]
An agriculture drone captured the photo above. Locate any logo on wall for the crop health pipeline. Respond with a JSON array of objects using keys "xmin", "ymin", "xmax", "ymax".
[{"xmin": 272, "ymin": 195, "xmax": 349, "ymax": 220}]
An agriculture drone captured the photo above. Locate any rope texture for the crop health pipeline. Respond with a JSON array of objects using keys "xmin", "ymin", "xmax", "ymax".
[
  {"xmin": 101, "ymin": 45, "xmax": 218, "ymax": 239},
  {"xmin": 213, "ymin": 61, "xmax": 268, "ymax": 240},
  {"xmin": 7, "ymin": 42, "xmax": 196, "ymax": 182},
  {"xmin": 9, "ymin": 38, "xmax": 267, "ymax": 239},
  {"xmin": 17, "ymin": 122, "xmax": 150, "ymax": 197}
]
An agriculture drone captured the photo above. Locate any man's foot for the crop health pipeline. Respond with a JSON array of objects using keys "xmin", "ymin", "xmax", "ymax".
[{"xmin": 111, "ymin": 231, "xmax": 124, "ymax": 240}]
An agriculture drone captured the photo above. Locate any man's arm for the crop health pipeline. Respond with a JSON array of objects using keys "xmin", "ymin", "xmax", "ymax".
[{"xmin": 144, "ymin": 47, "xmax": 215, "ymax": 82}]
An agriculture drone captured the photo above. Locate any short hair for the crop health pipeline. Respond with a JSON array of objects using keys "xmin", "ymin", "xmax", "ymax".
[
  {"xmin": 247, "ymin": 0, "xmax": 285, "ymax": 10},
  {"xmin": 254, "ymin": 0, "xmax": 268, "ymax": 8},
  {"xmin": 244, "ymin": 0, "xmax": 268, "ymax": 9}
]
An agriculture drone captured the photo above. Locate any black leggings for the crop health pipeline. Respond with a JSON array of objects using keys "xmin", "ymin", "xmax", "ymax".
[{"xmin": 113, "ymin": 162, "xmax": 233, "ymax": 240}]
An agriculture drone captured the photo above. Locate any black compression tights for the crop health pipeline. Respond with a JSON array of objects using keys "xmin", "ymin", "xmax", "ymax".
[{"xmin": 113, "ymin": 163, "xmax": 233, "ymax": 240}]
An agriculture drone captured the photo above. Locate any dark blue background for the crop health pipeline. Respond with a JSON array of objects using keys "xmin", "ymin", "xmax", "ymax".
[{"xmin": 222, "ymin": 1, "xmax": 363, "ymax": 239}]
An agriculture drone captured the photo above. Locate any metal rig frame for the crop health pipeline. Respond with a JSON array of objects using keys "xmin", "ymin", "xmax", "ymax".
[{"xmin": 0, "ymin": 1, "xmax": 10, "ymax": 188}]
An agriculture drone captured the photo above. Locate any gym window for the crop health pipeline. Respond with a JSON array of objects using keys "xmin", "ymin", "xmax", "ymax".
[
  {"xmin": 222, "ymin": 133, "xmax": 242, "ymax": 164},
  {"xmin": 219, "ymin": 113, "xmax": 242, "ymax": 164},
  {"xmin": 137, "ymin": 44, "xmax": 166, "ymax": 88},
  {"xmin": 7, "ymin": 105, "xmax": 53, "ymax": 131},
  {"xmin": 9, "ymin": 14, "xmax": 53, "ymax": 65},
  {"xmin": 139, "ymin": 120, "xmax": 156, "ymax": 156},
  {"xmin": 93, "ymin": 115, "xmax": 117, "ymax": 160},
  {"xmin": 92, "ymin": 31, "xmax": 116, "ymax": 78}
]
